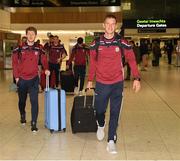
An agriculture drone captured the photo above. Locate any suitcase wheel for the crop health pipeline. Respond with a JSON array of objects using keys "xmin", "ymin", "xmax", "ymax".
[
  {"xmin": 63, "ymin": 128, "xmax": 66, "ymax": 132},
  {"xmin": 50, "ymin": 129, "xmax": 54, "ymax": 133}
]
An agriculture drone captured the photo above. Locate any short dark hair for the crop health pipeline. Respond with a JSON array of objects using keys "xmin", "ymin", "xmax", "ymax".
[
  {"xmin": 53, "ymin": 35, "xmax": 59, "ymax": 39},
  {"xmin": 104, "ymin": 14, "xmax": 117, "ymax": 23},
  {"xmin": 77, "ymin": 37, "xmax": 83, "ymax": 44},
  {"xmin": 26, "ymin": 26, "xmax": 37, "ymax": 35},
  {"xmin": 49, "ymin": 35, "xmax": 54, "ymax": 38}
]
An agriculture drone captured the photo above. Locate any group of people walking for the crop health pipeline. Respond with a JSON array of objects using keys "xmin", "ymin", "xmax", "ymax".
[{"xmin": 12, "ymin": 15, "xmax": 141, "ymax": 154}]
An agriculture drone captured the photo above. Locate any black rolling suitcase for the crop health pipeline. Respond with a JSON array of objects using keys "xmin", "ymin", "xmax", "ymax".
[
  {"xmin": 60, "ymin": 70, "xmax": 75, "ymax": 93},
  {"xmin": 71, "ymin": 89, "xmax": 97, "ymax": 133}
]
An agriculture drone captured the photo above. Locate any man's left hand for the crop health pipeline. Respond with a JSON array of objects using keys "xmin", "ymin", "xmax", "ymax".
[{"xmin": 45, "ymin": 70, "xmax": 50, "ymax": 76}]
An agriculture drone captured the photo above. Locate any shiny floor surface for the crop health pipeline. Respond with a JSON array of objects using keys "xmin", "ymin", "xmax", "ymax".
[{"xmin": 0, "ymin": 60, "xmax": 180, "ymax": 160}]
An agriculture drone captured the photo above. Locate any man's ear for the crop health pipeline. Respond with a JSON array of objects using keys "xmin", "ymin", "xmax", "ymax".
[{"xmin": 103, "ymin": 23, "xmax": 105, "ymax": 29}]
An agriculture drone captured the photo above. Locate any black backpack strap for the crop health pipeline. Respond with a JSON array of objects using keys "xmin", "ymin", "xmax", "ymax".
[
  {"xmin": 119, "ymin": 44, "xmax": 126, "ymax": 67},
  {"xmin": 89, "ymin": 36, "xmax": 101, "ymax": 60},
  {"xmin": 34, "ymin": 45, "xmax": 43, "ymax": 65},
  {"xmin": 17, "ymin": 46, "xmax": 22, "ymax": 61},
  {"xmin": 115, "ymin": 34, "xmax": 132, "ymax": 67},
  {"xmin": 94, "ymin": 37, "xmax": 100, "ymax": 60}
]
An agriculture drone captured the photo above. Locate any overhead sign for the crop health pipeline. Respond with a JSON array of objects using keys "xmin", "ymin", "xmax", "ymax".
[
  {"xmin": 137, "ymin": 19, "xmax": 167, "ymax": 28},
  {"xmin": 3, "ymin": 0, "xmax": 121, "ymax": 7},
  {"xmin": 136, "ymin": 19, "xmax": 167, "ymax": 33},
  {"xmin": 64, "ymin": 0, "xmax": 121, "ymax": 6}
]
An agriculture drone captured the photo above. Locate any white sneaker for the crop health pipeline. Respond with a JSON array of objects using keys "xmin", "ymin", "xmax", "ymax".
[
  {"xmin": 106, "ymin": 140, "xmax": 117, "ymax": 154},
  {"xmin": 74, "ymin": 87, "xmax": 79, "ymax": 95},
  {"xmin": 96, "ymin": 125, "xmax": 105, "ymax": 141}
]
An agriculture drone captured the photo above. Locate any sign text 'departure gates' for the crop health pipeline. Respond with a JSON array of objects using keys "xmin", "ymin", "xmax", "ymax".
[{"xmin": 136, "ymin": 19, "xmax": 167, "ymax": 28}]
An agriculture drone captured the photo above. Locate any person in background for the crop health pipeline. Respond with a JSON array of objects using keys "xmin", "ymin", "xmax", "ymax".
[
  {"xmin": 87, "ymin": 15, "xmax": 141, "ymax": 154},
  {"xmin": 165, "ymin": 41, "xmax": 174, "ymax": 65},
  {"xmin": 44, "ymin": 34, "xmax": 54, "ymax": 55},
  {"xmin": 48, "ymin": 35, "xmax": 67, "ymax": 88},
  {"xmin": 152, "ymin": 41, "xmax": 161, "ymax": 66},
  {"xmin": 140, "ymin": 40, "xmax": 149, "ymax": 71},
  {"xmin": 12, "ymin": 26, "xmax": 50, "ymax": 132},
  {"xmin": 125, "ymin": 40, "xmax": 140, "ymax": 80},
  {"xmin": 20, "ymin": 36, "xmax": 27, "ymax": 46},
  {"xmin": 67, "ymin": 37, "xmax": 89, "ymax": 95},
  {"xmin": 175, "ymin": 39, "xmax": 180, "ymax": 67}
]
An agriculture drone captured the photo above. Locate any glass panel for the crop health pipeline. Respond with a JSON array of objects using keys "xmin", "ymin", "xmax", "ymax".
[{"xmin": 3, "ymin": 40, "xmax": 18, "ymax": 69}]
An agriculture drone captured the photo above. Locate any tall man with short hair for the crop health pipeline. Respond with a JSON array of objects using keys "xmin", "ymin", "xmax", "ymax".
[{"xmin": 87, "ymin": 15, "xmax": 141, "ymax": 154}]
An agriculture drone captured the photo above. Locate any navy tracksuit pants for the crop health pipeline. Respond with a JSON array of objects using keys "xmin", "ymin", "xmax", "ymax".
[
  {"xmin": 74, "ymin": 65, "xmax": 86, "ymax": 91},
  {"xmin": 95, "ymin": 81, "xmax": 123, "ymax": 142},
  {"xmin": 49, "ymin": 62, "xmax": 60, "ymax": 87},
  {"xmin": 17, "ymin": 76, "xmax": 39, "ymax": 123}
]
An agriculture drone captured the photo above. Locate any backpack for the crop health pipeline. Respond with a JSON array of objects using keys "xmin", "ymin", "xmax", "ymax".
[{"xmin": 93, "ymin": 34, "xmax": 132, "ymax": 66}]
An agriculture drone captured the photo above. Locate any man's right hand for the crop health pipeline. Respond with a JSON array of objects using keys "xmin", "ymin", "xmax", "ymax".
[
  {"xmin": 15, "ymin": 78, "xmax": 19, "ymax": 84},
  {"xmin": 86, "ymin": 81, "xmax": 93, "ymax": 89}
]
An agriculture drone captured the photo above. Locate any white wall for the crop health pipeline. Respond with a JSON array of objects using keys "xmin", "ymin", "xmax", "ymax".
[{"xmin": 0, "ymin": 9, "xmax": 10, "ymax": 30}]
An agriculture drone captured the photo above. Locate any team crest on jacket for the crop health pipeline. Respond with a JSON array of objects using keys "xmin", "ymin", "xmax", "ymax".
[{"xmin": 115, "ymin": 47, "xmax": 120, "ymax": 52}]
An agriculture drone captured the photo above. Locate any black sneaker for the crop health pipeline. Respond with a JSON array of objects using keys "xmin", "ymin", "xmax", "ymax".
[
  {"xmin": 31, "ymin": 122, "xmax": 38, "ymax": 132},
  {"xmin": 20, "ymin": 114, "xmax": 26, "ymax": 125}
]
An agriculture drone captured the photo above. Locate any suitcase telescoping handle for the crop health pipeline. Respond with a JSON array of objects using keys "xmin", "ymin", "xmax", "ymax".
[
  {"xmin": 45, "ymin": 75, "xmax": 50, "ymax": 91},
  {"xmin": 83, "ymin": 88, "xmax": 95, "ymax": 108}
]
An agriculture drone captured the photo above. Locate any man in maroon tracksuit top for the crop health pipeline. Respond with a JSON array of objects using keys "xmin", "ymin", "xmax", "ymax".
[
  {"xmin": 67, "ymin": 37, "xmax": 89, "ymax": 95},
  {"xmin": 12, "ymin": 27, "xmax": 50, "ymax": 132},
  {"xmin": 87, "ymin": 15, "xmax": 141, "ymax": 154},
  {"xmin": 48, "ymin": 35, "xmax": 67, "ymax": 88},
  {"xmin": 44, "ymin": 34, "xmax": 54, "ymax": 54}
]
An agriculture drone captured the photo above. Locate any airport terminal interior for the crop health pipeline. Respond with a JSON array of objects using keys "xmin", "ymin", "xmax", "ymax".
[
  {"xmin": 0, "ymin": 57, "xmax": 180, "ymax": 160},
  {"xmin": 0, "ymin": 0, "xmax": 180, "ymax": 160}
]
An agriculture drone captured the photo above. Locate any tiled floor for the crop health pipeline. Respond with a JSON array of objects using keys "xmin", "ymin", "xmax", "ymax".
[{"xmin": 0, "ymin": 60, "xmax": 180, "ymax": 160}]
